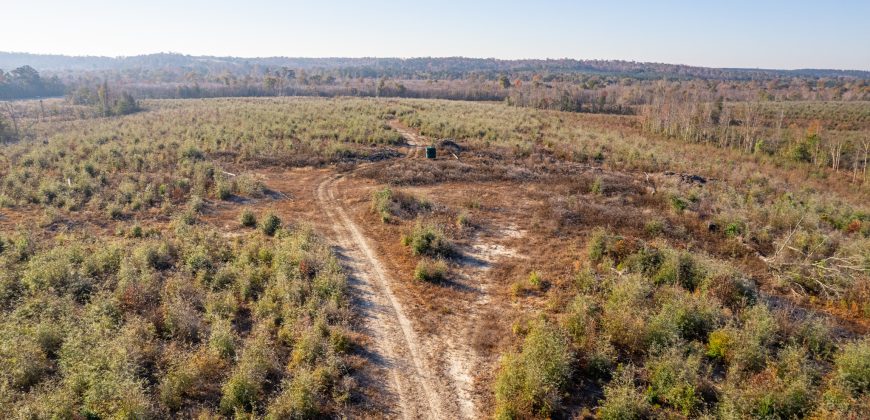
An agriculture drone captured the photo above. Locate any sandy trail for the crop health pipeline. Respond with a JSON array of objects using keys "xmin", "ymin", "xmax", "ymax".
[
  {"xmin": 317, "ymin": 174, "xmax": 453, "ymax": 419},
  {"xmin": 389, "ymin": 119, "xmax": 428, "ymax": 159}
]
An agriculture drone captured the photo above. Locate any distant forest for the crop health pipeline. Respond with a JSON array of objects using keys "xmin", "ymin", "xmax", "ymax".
[
  {"xmin": 0, "ymin": 65, "xmax": 64, "ymax": 100},
  {"xmin": 1, "ymin": 52, "xmax": 868, "ymax": 113},
  {"xmin": 3, "ymin": 52, "xmax": 869, "ymax": 79}
]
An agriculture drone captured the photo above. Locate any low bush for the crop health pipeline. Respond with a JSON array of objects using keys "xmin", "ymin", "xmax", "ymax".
[
  {"xmin": 652, "ymin": 251, "xmax": 701, "ymax": 291},
  {"xmin": 834, "ymin": 338, "xmax": 870, "ymax": 396},
  {"xmin": 563, "ymin": 295, "xmax": 595, "ymax": 349},
  {"xmin": 371, "ymin": 187, "xmax": 431, "ymax": 223},
  {"xmin": 188, "ymin": 195, "xmax": 205, "ymax": 213},
  {"xmin": 215, "ymin": 180, "xmax": 232, "ymax": 200},
  {"xmin": 602, "ymin": 275, "xmax": 651, "ymax": 353},
  {"xmin": 718, "ymin": 346, "xmax": 816, "ymax": 419},
  {"xmin": 706, "ymin": 327, "xmax": 736, "ymax": 361},
  {"xmin": 413, "ymin": 258, "xmax": 447, "ymax": 282},
  {"xmin": 648, "ymin": 291, "xmax": 720, "ymax": 346},
  {"xmin": 234, "ymin": 174, "xmax": 265, "ymax": 198},
  {"xmin": 402, "ymin": 222, "xmax": 451, "ymax": 257},
  {"xmin": 456, "ymin": 211, "xmax": 470, "ymax": 229},
  {"xmin": 494, "ymin": 321, "xmax": 573, "ymax": 419},
  {"xmin": 240, "ymin": 209, "xmax": 257, "ymax": 228},
  {"xmin": 527, "ymin": 271, "xmax": 543, "ymax": 289},
  {"xmin": 371, "ymin": 187, "xmax": 394, "ymax": 223},
  {"xmin": 159, "ymin": 350, "xmax": 227, "ymax": 411},
  {"xmin": 598, "ymin": 365, "xmax": 650, "ymax": 420},
  {"xmin": 260, "ymin": 212, "xmax": 282, "ymax": 236},
  {"xmin": 219, "ymin": 328, "xmax": 280, "ymax": 414},
  {"xmin": 645, "ymin": 348, "xmax": 705, "ymax": 416},
  {"xmin": 709, "ymin": 305, "xmax": 778, "ymax": 373}
]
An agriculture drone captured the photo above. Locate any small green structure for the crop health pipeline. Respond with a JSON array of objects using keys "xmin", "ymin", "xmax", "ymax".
[{"xmin": 425, "ymin": 146, "xmax": 436, "ymax": 159}]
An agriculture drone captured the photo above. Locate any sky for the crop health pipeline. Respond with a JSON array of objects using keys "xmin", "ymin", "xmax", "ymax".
[{"xmin": 2, "ymin": 0, "xmax": 869, "ymax": 70}]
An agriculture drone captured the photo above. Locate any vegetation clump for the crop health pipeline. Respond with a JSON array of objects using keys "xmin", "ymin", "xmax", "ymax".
[
  {"xmin": 402, "ymin": 222, "xmax": 451, "ymax": 257},
  {"xmin": 413, "ymin": 258, "xmax": 447, "ymax": 282},
  {"xmin": 260, "ymin": 212, "xmax": 282, "ymax": 236},
  {"xmin": 371, "ymin": 187, "xmax": 431, "ymax": 223},
  {"xmin": 494, "ymin": 321, "xmax": 573, "ymax": 419},
  {"xmin": 240, "ymin": 209, "xmax": 257, "ymax": 228}
]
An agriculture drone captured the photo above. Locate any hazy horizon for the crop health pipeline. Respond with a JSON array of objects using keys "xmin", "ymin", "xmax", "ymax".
[
  {"xmin": 3, "ymin": 0, "xmax": 869, "ymax": 71},
  {"xmin": 3, "ymin": 50, "xmax": 868, "ymax": 72}
]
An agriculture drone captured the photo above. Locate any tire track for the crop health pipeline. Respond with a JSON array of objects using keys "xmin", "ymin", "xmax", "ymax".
[{"xmin": 316, "ymin": 175, "xmax": 449, "ymax": 419}]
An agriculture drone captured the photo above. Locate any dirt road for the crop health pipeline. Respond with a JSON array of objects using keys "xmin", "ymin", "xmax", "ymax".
[{"xmin": 317, "ymin": 174, "xmax": 458, "ymax": 419}]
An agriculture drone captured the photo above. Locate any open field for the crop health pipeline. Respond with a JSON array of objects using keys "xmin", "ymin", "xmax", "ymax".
[{"xmin": 0, "ymin": 97, "xmax": 868, "ymax": 419}]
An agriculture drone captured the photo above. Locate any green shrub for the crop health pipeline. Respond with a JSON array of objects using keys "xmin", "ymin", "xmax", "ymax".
[
  {"xmin": 591, "ymin": 177, "xmax": 604, "ymax": 195},
  {"xmin": 586, "ymin": 336, "xmax": 617, "ymax": 380},
  {"xmin": 107, "ymin": 204, "xmax": 124, "ymax": 220},
  {"xmin": 128, "ymin": 224, "xmax": 143, "ymax": 238},
  {"xmin": 652, "ymin": 252, "xmax": 701, "ymax": 291},
  {"xmin": 724, "ymin": 221, "xmax": 744, "ymax": 237},
  {"xmin": 794, "ymin": 317, "xmax": 834, "ymax": 358},
  {"xmin": 266, "ymin": 369, "xmax": 324, "ymax": 419},
  {"xmin": 706, "ymin": 328, "xmax": 735, "ymax": 361},
  {"xmin": 160, "ymin": 350, "xmax": 226, "ymax": 411},
  {"xmin": 21, "ymin": 246, "xmax": 92, "ymax": 300},
  {"xmin": 598, "ymin": 365, "xmax": 650, "ymax": 420},
  {"xmin": 181, "ymin": 146, "xmax": 205, "ymax": 161},
  {"xmin": 587, "ymin": 228, "xmax": 609, "ymax": 263},
  {"xmin": 260, "ymin": 212, "xmax": 282, "ymax": 236},
  {"xmin": 644, "ymin": 219, "xmax": 664, "ymax": 236},
  {"xmin": 132, "ymin": 241, "xmax": 174, "ymax": 270},
  {"xmin": 602, "ymin": 275, "xmax": 651, "ymax": 353},
  {"xmin": 719, "ymin": 346, "xmax": 816, "ymax": 419},
  {"xmin": 371, "ymin": 187, "xmax": 431, "ymax": 223},
  {"xmin": 219, "ymin": 328, "xmax": 279, "ymax": 414},
  {"xmin": 371, "ymin": 187, "xmax": 394, "ymax": 223},
  {"xmin": 563, "ymin": 295, "xmax": 595, "ymax": 349},
  {"xmin": 701, "ymin": 272, "xmax": 757, "ymax": 310},
  {"xmin": 648, "ymin": 292, "xmax": 720, "ymax": 346},
  {"xmin": 402, "ymin": 222, "xmax": 451, "ymax": 257},
  {"xmin": 0, "ymin": 326, "xmax": 51, "ymax": 390},
  {"xmin": 527, "ymin": 271, "xmax": 543, "ymax": 289},
  {"xmin": 234, "ymin": 174, "xmax": 265, "ymax": 197},
  {"xmin": 209, "ymin": 320, "xmax": 238, "ymax": 359},
  {"xmin": 645, "ymin": 349, "xmax": 704, "ymax": 416},
  {"xmin": 188, "ymin": 195, "xmax": 205, "ymax": 213},
  {"xmin": 834, "ymin": 338, "xmax": 870, "ymax": 396},
  {"xmin": 621, "ymin": 247, "xmax": 663, "ymax": 276},
  {"xmin": 289, "ymin": 323, "xmax": 329, "ymax": 369},
  {"xmin": 713, "ymin": 305, "xmax": 778, "ymax": 373},
  {"xmin": 215, "ymin": 180, "xmax": 232, "ymax": 200},
  {"xmin": 494, "ymin": 321, "xmax": 573, "ymax": 419},
  {"xmin": 413, "ymin": 258, "xmax": 447, "ymax": 282},
  {"xmin": 177, "ymin": 209, "xmax": 197, "ymax": 225},
  {"xmin": 669, "ymin": 195, "xmax": 689, "ymax": 212},
  {"xmin": 162, "ymin": 298, "xmax": 203, "ymax": 342},
  {"xmin": 240, "ymin": 209, "xmax": 257, "ymax": 228}
]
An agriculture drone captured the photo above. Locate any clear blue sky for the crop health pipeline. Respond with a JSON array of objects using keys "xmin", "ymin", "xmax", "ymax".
[{"xmin": 3, "ymin": 0, "xmax": 869, "ymax": 70}]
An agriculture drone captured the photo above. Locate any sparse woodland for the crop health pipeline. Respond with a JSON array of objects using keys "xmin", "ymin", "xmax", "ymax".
[{"xmin": 0, "ymin": 85, "xmax": 868, "ymax": 418}]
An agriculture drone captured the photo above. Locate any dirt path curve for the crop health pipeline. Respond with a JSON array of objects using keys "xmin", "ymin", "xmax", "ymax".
[
  {"xmin": 316, "ymin": 174, "xmax": 459, "ymax": 419},
  {"xmin": 389, "ymin": 119, "xmax": 427, "ymax": 159},
  {"xmin": 388, "ymin": 119, "xmax": 427, "ymax": 147}
]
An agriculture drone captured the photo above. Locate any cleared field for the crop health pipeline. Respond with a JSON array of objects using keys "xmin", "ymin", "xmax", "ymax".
[{"xmin": 0, "ymin": 97, "xmax": 868, "ymax": 418}]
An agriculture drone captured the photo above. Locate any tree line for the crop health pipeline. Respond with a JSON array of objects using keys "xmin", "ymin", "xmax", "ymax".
[
  {"xmin": 641, "ymin": 92, "xmax": 870, "ymax": 183},
  {"xmin": 0, "ymin": 65, "xmax": 64, "ymax": 100},
  {"xmin": 3, "ymin": 52, "xmax": 869, "ymax": 80}
]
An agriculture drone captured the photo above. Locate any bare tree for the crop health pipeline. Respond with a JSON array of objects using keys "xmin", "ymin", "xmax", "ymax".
[{"xmin": 3, "ymin": 102, "xmax": 19, "ymax": 139}]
